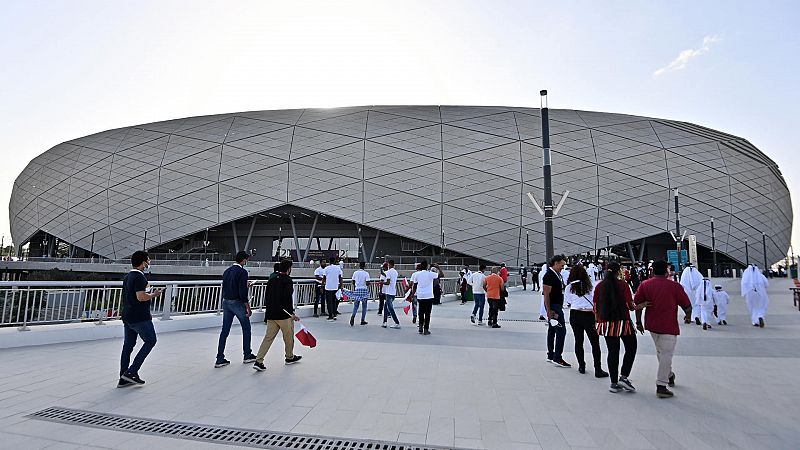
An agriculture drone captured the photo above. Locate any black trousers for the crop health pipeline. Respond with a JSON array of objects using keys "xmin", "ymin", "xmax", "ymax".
[
  {"xmin": 521, "ymin": 277, "xmax": 527, "ymax": 290},
  {"xmin": 417, "ymin": 298, "xmax": 433, "ymax": 331},
  {"xmin": 487, "ymin": 298, "xmax": 501, "ymax": 324},
  {"xmin": 604, "ymin": 333, "xmax": 637, "ymax": 384},
  {"xmin": 314, "ymin": 285, "xmax": 326, "ymax": 315},
  {"xmin": 532, "ymin": 277, "xmax": 539, "ymax": 291},
  {"xmin": 569, "ymin": 310, "xmax": 602, "ymax": 369},
  {"xmin": 378, "ymin": 293, "xmax": 385, "ymax": 315},
  {"xmin": 325, "ymin": 290, "xmax": 338, "ymax": 319}
]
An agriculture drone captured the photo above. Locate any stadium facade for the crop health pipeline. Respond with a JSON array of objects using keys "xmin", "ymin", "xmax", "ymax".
[{"xmin": 9, "ymin": 106, "xmax": 792, "ymax": 270}]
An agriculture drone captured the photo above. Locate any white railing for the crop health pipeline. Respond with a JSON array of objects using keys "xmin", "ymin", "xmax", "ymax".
[{"xmin": 0, "ymin": 276, "xmax": 470, "ymax": 330}]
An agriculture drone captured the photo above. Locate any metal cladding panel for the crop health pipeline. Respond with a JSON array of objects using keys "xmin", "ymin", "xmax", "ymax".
[{"xmin": 9, "ymin": 107, "xmax": 792, "ymax": 266}]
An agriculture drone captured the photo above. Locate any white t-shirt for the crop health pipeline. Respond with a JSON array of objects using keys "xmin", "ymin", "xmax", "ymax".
[
  {"xmin": 470, "ymin": 272, "xmax": 487, "ymax": 295},
  {"xmin": 565, "ymin": 281, "xmax": 594, "ymax": 310},
  {"xmin": 323, "ymin": 264, "xmax": 343, "ymax": 291},
  {"xmin": 412, "ymin": 270, "xmax": 438, "ymax": 300},
  {"xmin": 314, "ymin": 266, "xmax": 325, "ymax": 283},
  {"xmin": 352, "ymin": 269, "xmax": 370, "ymax": 289},
  {"xmin": 384, "ymin": 268, "xmax": 398, "ymax": 296}
]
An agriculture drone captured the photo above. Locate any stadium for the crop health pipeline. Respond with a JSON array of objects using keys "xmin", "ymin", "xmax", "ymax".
[{"xmin": 9, "ymin": 106, "xmax": 792, "ymax": 271}]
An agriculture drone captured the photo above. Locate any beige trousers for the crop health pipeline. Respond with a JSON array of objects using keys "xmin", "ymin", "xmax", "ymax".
[
  {"xmin": 255, "ymin": 318, "xmax": 294, "ymax": 363},
  {"xmin": 650, "ymin": 332, "xmax": 677, "ymax": 387}
]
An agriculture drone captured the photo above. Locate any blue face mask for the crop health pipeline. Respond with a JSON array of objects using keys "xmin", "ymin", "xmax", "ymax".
[{"xmin": 143, "ymin": 263, "xmax": 151, "ymax": 274}]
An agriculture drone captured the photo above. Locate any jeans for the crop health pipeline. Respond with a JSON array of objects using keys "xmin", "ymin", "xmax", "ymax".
[
  {"xmin": 255, "ymin": 318, "xmax": 295, "ymax": 363},
  {"xmin": 412, "ymin": 295, "xmax": 418, "ymax": 318},
  {"xmin": 487, "ymin": 298, "xmax": 501, "ymax": 324},
  {"xmin": 314, "ymin": 285, "xmax": 326, "ymax": 315},
  {"xmin": 546, "ymin": 304, "xmax": 566, "ymax": 361},
  {"xmin": 651, "ymin": 333, "xmax": 677, "ymax": 386},
  {"xmin": 605, "ymin": 333, "xmax": 638, "ymax": 384},
  {"xmin": 383, "ymin": 294, "xmax": 399, "ymax": 324},
  {"xmin": 325, "ymin": 290, "xmax": 338, "ymax": 319},
  {"xmin": 216, "ymin": 299, "xmax": 252, "ymax": 362},
  {"xmin": 351, "ymin": 298, "xmax": 368, "ymax": 322},
  {"xmin": 569, "ymin": 310, "xmax": 602, "ymax": 369},
  {"xmin": 472, "ymin": 293, "xmax": 486, "ymax": 320},
  {"xmin": 120, "ymin": 320, "xmax": 157, "ymax": 377},
  {"xmin": 418, "ymin": 298, "xmax": 433, "ymax": 331}
]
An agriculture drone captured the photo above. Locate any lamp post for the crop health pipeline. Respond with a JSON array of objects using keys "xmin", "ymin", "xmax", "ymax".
[
  {"xmin": 762, "ymin": 232, "xmax": 768, "ymax": 276},
  {"xmin": 540, "ymin": 90, "xmax": 554, "ymax": 261},
  {"xmin": 711, "ymin": 217, "xmax": 717, "ymax": 277},
  {"xmin": 745, "ymin": 238, "xmax": 750, "ymax": 266},
  {"xmin": 143, "ymin": 230, "xmax": 147, "ymax": 251},
  {"xmin": 90, "ymin": 229, "xmax": 95, "ymax": 261},
  {"xmin": 526, "ymin": 231, "xmax": 530, "ymax": 268},
  {"xmin": 674, "ymin": 188, "xmax": 683, "ymax": 272}
]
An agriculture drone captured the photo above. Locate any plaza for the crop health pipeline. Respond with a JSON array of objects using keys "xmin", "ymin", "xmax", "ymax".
[{"xmin": 0, "ymin": 277, "xmax": 798, "ymax": 449}]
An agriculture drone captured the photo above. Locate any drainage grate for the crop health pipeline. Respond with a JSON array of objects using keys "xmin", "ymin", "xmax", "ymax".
[{"xmin": 29, "ymin": 407, "xmax": 459, "ymax": 450}]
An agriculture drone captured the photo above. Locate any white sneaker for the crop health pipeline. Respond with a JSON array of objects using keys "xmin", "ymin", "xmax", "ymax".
[
  {"xmin": 391, "ymin": 323, "xmax": 401, "ymax": 329},
  {"xmin": 381, "ymin": 323, "xmax": 387, "ymax": 328},
  {"xmin": 477, "ymin": 320, "xmax": 484, "ymax": 326}
]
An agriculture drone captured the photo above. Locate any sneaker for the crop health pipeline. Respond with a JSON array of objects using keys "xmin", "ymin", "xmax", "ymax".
[
  {"xmin": 381, "ymin": 323, "xmax": 388, "ymax": 328},
  {"xmin": 326, "ymin": 317, "xmax": 334, "ymax": 321},
  {"xmin": 552, "ymin": 359, "xmax": 571, "ymax": 368},
  {"xmin": 695, "ymin": 317, "xmax": 701, "ymax": 325},
  {"xmin": 722, "ymin": 320, "xmax": 728, "ymax": 325},
  {"xmin": 413, "ymin": 316, "xmax": 417, "ymax": 324},
  {"xmin": 618, "ymin": 376, "xmax": 636, "ymax": 392},
  {"xmin": 350, "ymin": 316, "xmax": 355, "ymax": 326},
  {"xmin": 470, "ymin": 315, "xmax": 475, "ymax": 324},
  {"xmin": 360, "ymin": 321, "xmax": 368, "ymax": 325},
  {"xmin": 243, "ymin": 355, "xmax": 257, "ymax": 364},
  {"xmin": 595, "ymin": 368, "xmax": 609, "ymax": 378},
  {"xmin": 214, "ymin": 359, "xmax": 231, "ymax": 368},
  {"xmin": 609, "ymin": 383, "xmax": 623, "ymax": 393},
  {"xmin": 120, "ymin": 373, "xmax": 145, "ymax": 385},
  {"xmin": 546, "ymin": 357, "xmax": 553, "ymax": 364},
  {"xmin": 656, "ymin": 385, "xmax": 674, "ymax": 398},
  {"xmin": 418, "ymin": 328, "xmax": 423, "ymax": 334},
  {"xmin": 117, "ymin": 378, "xmax": 134, "ymax": 388},
  {"xmin": 578, "ymin": 364, "xmax": 586, "ymax": 374},
  {"xmin": 702, "ymin": 323, "xmax": 708, "ymax": 330},
  {"xmin": 491, "ymin": 324, "xmax": 501, "ymax": 328},
  {"xmin": 538, "ymin": 315, "xmax": 546, "ymax": 321},
  {"xmin": 313, "ymin": 313, "xmax": 319, "ymax": 318},
  {"xmin": 668, "ymin": 372, "xmax": 675, "ymax": 387},
  {"xmin": 285, "ymin": 355, "xmax": 302, "ymax": 365},
  {"xmin": 718, "ymin": 321, "xmax": 723, "ymax": 325},
  {"xmin": 477, "ymin": 320, "xmax": 484, "ymax": 326},
  {"xmin": 423, "ymin": 330, "xmax": 431, "ymax": 335},
  {"xmin": 391, "ymin": 323, "xmax": 401, "ymax": 329},
  {"xmin": 253, "ymin": 362, "xmax": 266, "ymax": 372},
  {"xmin": 759, "ymin": 317, "xmax": 765, "ymax": 328}
]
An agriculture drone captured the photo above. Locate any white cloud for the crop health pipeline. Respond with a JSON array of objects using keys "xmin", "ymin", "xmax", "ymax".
[{"xmin": 653, "ymin": 35, "xmax": 721, "ymax": 78}]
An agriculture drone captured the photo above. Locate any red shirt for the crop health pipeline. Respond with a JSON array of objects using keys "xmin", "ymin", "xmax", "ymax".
[
  {"xmin": 499, "ymin": 267, "xmax": 508, "ymax": 282},
  {"xmin": 634, "ymin": 276, "xmax": 691, "ymax": 335}
]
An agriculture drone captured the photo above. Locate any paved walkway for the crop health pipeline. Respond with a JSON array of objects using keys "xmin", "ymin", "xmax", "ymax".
[{"xmin": 1, "ymin": 277, "xmax": 799, "ymax": 449}]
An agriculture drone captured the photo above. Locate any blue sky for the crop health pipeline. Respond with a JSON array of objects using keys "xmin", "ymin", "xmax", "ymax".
[{"xmin": 1, "ymin": 0, "xmax": 798, "ymax": 255}]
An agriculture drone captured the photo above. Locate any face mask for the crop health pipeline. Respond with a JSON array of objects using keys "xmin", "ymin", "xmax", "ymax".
[{"xmin": 143, "ymin": 263, "xmax": 151, "ymax": 274}]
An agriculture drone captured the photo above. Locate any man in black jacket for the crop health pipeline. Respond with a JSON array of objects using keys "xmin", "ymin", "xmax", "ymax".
[
  {"xmin": 215, "ymin": 251, "xmax": 257, "ymax": 368},
  {"xmin": 253, "ymin": 259, "xmax": 302, "ymax": 371}
]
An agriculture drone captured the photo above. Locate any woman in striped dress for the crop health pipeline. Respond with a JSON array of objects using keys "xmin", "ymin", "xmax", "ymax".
[{"xmin": 594, "ymin": 261, "xmax": 646, "ymax": 393}]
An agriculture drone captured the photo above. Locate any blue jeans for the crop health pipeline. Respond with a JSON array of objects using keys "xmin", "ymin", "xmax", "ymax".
[
  {"xmin": 120, "ymin": 320, "xmax": 157, "ymax": 376},
  {"xmin": 472, "ymin": 293, "xmax": 486, "ymax": 320},
  {"xmin": 412, "ymin": 296, "xmax": 418, "ymax": 317},
  {"xmin": 547, "ymin": 304, "xmax": 566, "ymax": 361},
  {"xmin": 216, "ymin": 299, "xmax": 252, "ymax": 362},
  {"xmin": 351, "ymin": 298, "xmax": 368, "ymax": 322},
  {"xmin": 383, "ymin": 294, "xmax": 399, "ymax": 324}
]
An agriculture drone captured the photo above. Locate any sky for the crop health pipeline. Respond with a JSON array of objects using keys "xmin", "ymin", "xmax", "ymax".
[{"xmin": 1, "ymin": 0, "xmax": 798, "ymax": 254}]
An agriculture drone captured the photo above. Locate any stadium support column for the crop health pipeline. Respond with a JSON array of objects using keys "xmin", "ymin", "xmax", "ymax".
[{"xmin": 541, "ymin": 90, "xmax": 554, "ymax": 261}]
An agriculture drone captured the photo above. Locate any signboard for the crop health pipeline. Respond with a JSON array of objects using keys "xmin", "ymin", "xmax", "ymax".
[
  {"xmin": 687, "ymin": 235, "xmax": 699, "ymax": 267},
  {"xmin": 666, "ymin": 250, "xmax": 688, "ymax": 269},
  {"xmin": 279, "ymin": 249, "xmax": 340, "ymax": 262}
]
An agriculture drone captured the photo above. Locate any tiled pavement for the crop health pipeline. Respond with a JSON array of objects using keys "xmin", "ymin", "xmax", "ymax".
[{"xmin": 1, "ymin": 277, "xmax": 799, "ymax": 449}]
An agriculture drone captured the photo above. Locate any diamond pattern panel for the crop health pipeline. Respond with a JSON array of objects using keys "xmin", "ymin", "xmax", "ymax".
[
  {"xmin": 441, "ymin": 125, "xmax": 516, "ymax": 160},
  {"xmin": 368, "ymin": 125, "xmax": 442, "ymax": 158},
  {"xmin": 366, "ymin": 111, "xmax": 440, "ymax": 139},
  {"xmin": 297, "ymin": 109, "xmax": 369, "ymax": 138}
]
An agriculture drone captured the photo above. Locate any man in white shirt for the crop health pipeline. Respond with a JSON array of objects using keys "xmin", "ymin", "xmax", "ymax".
[
  {"xmin": 679, "ymin": 264, "xmax": 703, "ymax": 324},
  {"xmin": 348, "ymin": 261, "xmax": 371, "ymax": 326},
  {"xmin": 408, "ymin": 259, "xmax": 438, "ymax": 335},
  {"xmin": 381, "ymin": 260, "xmax": 401, "ymax": 328},
  {"xmin": 313, "ymin": 260, "xmax": 327, "ymax": 317},
  {"xmin": 469, "ymin": 264, "xmax": 487, "ymax": 325},
  {"xmin": 322, "ymin": 257, "xmax": 343, "ymax": 321}
]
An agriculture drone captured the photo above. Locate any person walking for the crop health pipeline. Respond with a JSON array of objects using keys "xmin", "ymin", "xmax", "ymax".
[
  {"xmin": 118, "ymin": 251, "xmax": 163, "ymax": 387},
  {"xmin": 499, "ymin": 263, "xmax": 509, "ymax": 288},
  {"xmin": 408, "ymin": 259, "xmax": 438, "ymax": 335},
  {"xmin": 485, "ymin": 267, "xmax": 504, "ymax": 328},
  {"xmin": 712, "ymin": 285, "xmax": 729, "ymax": 325},
  {"xmin": 215, "ymin": 251, "xmax": 257, "ymax": 368},
  {"xmin": 432, "ymin": 263, "xmax": 444, "ymax": 305},
  {"xmin": 543, "ymin": 255, "xmax": 570, "ymax": 368},
  {"xmin": 531, "ymin": 265, "xmax": 540, "ymax": 292},
  {"xmin": 520, "ymin": 265, "xmax": 528, "ymax": 290},
  {"xmin": 698, "ymin": 278, "xmax": 716, "ymax": 330},
  {"xmin": 594, "ymin": 261, "xmax": 643, "ymax": 393},
  {"xmin": 564, "ymin": 264, "xmax": 608, "ymax": 378},
  {"xmin": 349, "ymin": 261, "xmax": 370, "ymax": 326},
  {"xmin": 381, "ymin": 260, "xmax": 401, "ymax": 329},
  {"xmin": 680, "ymin": 263, "xmax": 703, "ymax": 325},
  {"xmin": 253, "ymin": 259, "xmax": 302, "ymax": 371},
  {"xmin": 633, "ymin": 260, "xmax": 692, "ymax": 398},
  {"xmin": 313, "ymin": 259, "xmax": 327, "ymax": 317},
  {"xmin": 741, "ymin": 264, "xmax": 770, "ymax": 327},
  {"xmin": 322, "ymin": 256, "xmax": 343, "ymax": 321},
  {"xmin": 469, "ymin": 264, "xmax": 487, "ymax": 325},
  {"xmin": 377, "ymin": 262, "xmax": 387, "ymax": 316}
]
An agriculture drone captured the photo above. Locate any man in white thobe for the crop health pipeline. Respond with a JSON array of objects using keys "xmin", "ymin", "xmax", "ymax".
[
  {"xmin": 741, "ymin": 265, "xmax": 769, "ymax": 327},
  {"xmin": 679, "ymin": 264, "xmax": 703, "ymax": 324},
  {"xmin": 697, "ymin": 278, "xmax": 716, "ymax": 330},
  {"xmin": 712, "ymin": 285, "xmax": 729, "ymax": 325},
  {"xmin": 538, "ymin": 263, "xmax": 548, "ymax": 320}
]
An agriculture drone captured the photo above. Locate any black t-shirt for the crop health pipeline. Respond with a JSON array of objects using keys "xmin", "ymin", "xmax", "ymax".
[
  {"xmin": 542, "ymin": 269, "xmax": 564, "ymax": 306},
  {"xmin": 122, "ymin": 270, "xmax": 150, "ymax": 324}
]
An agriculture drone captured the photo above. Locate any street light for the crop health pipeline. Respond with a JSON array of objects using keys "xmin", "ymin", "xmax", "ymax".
[
  {"xmin": 540, "ymin": 90, "xmax": 555, "ymax": 261},
  {"xmin": 711, "ymin": 217, "xmax": 717, "ymax": 277}
]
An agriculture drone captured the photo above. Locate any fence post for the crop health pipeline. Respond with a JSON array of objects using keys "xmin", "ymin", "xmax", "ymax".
[
  {"xmin": 216, "ymin": 287, "xmax": 223, "ymax": 315},
  {"xmin": 160, "ymin": 284, "xmax": 174, "ymax": 320},
  {"xmin": 17, "ymin": 295, "xmax": 30, "ymax": 331},
  {"xmin": 95, "ymin": 287, "xmax": 106, "ymax": 325}
]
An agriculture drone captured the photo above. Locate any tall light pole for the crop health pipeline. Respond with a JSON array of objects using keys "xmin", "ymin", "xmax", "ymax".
[
  {"xmin": 674, "ymin": 188, "xmax": 683, "ymax": 272},
  {"xmin": 526, "ymin": 231, "xmax": 530, "ymax": 268},
  {"xmin": 762, "ymin": 232, "xmax": 768, "ymax": 276},
  {"xmin": 711, "ymin": 217, "xmax": 717, "ymax": 277},
  {"xmin": 745, "ymin": 238, "xmax": 750, "ymax": 266},
  {"xmin": 143, "ymin": 230, "xmax": 147, "ymax": 251},
  {"xmin": 90, "ymin": 229, "xmax": 95, "ymax": 261},
  {"xmin": 540, "ymin": 90, "xmax": 555, "ymax": 261}
]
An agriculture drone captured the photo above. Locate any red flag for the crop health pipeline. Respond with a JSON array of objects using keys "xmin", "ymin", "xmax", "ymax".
[
  {"xmin": 402, "ymin": 277, "xmax": 409, "ymax": 288},
  {"xmin": 403, "ymin": 304, "xmax": 411, "ymax": 315},
  {"xmin": 295, "ymin": 323, "xmax": 317, "ymax": 348}
]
